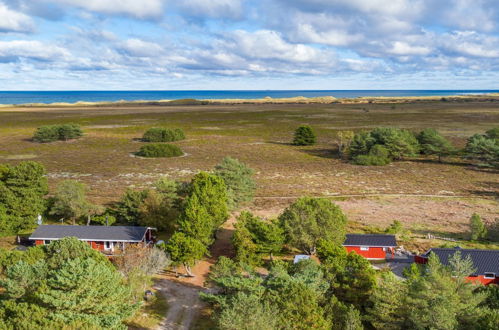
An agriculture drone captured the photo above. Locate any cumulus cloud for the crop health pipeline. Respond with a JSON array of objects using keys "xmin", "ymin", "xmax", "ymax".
[{"xmin": 0, "ymin": 2, "xmax": 34, "ymax": 32}]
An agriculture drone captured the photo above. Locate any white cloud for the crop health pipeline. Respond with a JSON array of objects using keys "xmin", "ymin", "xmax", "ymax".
[
  {"xmin": 55, "ymin": 0, "xmax": 165, "ymax": 19},
  {"xmin": 0, "ymin": 2, "xmax": 34, "ymax": 32},
  {"xmin": 118, "ymin": 38, "xmax": 165, "ymax": 57},
  {"xmin": 0, "ymin": 40, "xmax": 69, "ymax": 61}
]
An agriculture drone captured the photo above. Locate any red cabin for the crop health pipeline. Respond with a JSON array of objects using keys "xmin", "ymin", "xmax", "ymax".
[
  {"xmin": 343, "ymin": 234, "xmax": 397, "ymax": 260},
  {"xmin": 415, "ymin": 247, "xmax": 499, "ymax": 285},
  {"xmin": 29, "ymin": 225, "xmax": 155, "ymax": 255}
]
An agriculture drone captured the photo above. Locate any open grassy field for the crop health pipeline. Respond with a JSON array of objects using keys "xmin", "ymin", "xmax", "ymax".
[{"xmin": 0, "ymin": 100, "xmax": 497, "ymax": 247}]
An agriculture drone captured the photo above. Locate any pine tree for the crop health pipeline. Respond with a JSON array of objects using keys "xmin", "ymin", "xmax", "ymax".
[
  {"xmin": 214, "ymin": 157, "xmax": 256, "ymax": 209},
  {"xmin": 166, "ymin": 232, "xmax": 208, "ymax": 276},
  {"xmin": 293, "ymin": 125, "xmax": 317, "ymax": 146}
]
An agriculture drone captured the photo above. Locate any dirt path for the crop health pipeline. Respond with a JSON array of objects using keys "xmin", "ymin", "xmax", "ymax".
[
  {"xmin": 154, "ymin": 280, "xmax": 205, "ymax": 330},
  {"xmin": 154, "ymin": 216, "xmax": 236, "ymax": 329}
]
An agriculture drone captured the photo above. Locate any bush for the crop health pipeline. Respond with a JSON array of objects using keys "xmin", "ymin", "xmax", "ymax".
[
  {"xmin": 33, "ymin": 124, "xmax": 83, "ymax": 142},
  {"xmin": 293, "ymin": 125, "xmax": 316, "ymax": 146},
  {"xmin": 353, "ymin": 144, "xmax": 391, "ymax": 166},
  {"xmin": 136, "ymin": 143, "xmax": 183, "ymax": 158},
  {"xmin": 142, "ymin": 128, "xmax": 185, "ymax": 142}
]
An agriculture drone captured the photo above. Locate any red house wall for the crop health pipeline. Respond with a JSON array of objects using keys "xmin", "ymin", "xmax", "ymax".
[
  {"xmin": 35, "ymin": 240, "xmax": 43, "ymax": 246},
  {"xmin": 345, "ymin": 246, "xmax": 387, "ymax": 259}
]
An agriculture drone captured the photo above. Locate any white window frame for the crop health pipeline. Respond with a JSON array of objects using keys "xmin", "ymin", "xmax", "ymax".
[
  {"xmin": 104, "ymin": 241, "xmax": 114, "ymax": 251},
  {"xmin": 484, "ymin": 272, "xmax": 496, "ymax": 279},
  {"xmin": 360, "ymin": 246, "xmax": 369, "ymax": 251}
]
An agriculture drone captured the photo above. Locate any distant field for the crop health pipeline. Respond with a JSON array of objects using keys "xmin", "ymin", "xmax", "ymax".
[{"xmin": 0, "ymin": 101, "xmax": 497, "ymax": 245}]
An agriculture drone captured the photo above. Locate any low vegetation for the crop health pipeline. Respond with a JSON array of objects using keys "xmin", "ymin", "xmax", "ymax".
[
  {"xmin": 32, "ymin": 124, "xmax": 83, "ymax": 143},
  {"xmin": 142, "ymin": 127, "xmax": 186, "ymax": 142},
  {"xmin": 136, "ymin": 143, "xmax": 183, "ymax": 158}
]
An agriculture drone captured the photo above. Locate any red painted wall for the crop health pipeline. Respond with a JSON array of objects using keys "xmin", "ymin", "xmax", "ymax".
[
  {"xmin": 35, "ymin": 240, "xmax": 43, "ymax": 246},
  {"xmin": 345, "ymin": 246, "xmax": 388, "ymax": 259}
]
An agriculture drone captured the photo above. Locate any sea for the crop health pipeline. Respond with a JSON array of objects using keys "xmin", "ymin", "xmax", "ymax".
[{"xmin": 0, "ymin": 90, "xmax": 498, "ymax": 105}]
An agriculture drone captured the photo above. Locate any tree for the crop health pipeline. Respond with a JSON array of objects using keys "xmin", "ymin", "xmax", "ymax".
[
  {"xmin": 91, "ymin": 213, "xmax": 117, "ymax": 226},
  {"xmin": 232, "ymin": 223, "xmax": 260, "ymax": 266},
  {"xmin": 0, "ymin": 237, "xmax": 137, "ymax": 329},
  {"xmin": 344, "ymin": 305, "xmax": 364, "ymax": 330},
  {"xmin": 113, "ymin": 188, "xmax": 149, "ymax": 224},
  {"xmin": 335, "ymin": 130, "xmax": 355, "ymax": 158},
  {"xmin": 214, "ymin": 157, "xmax": 256, "ymax": 209},
  {"xmin": 216, "ymin": 293, "xmax": 278, "ymax": 330},
  {"xmin": 293, "ymin": 125, "xmax": 316, "ymax": 146},
  {"xmin": 279, "ymin": 197, "xmax": 347, "ymax": 254},
  {"xmin": 367, "ymin": 272, "xmax": 406, "ymax": 330},
  {"xmin": 188, "ymin": 171, "xmax": 229, "ymax": 228},
  {"xmin": 417, "ymin": 128, "xmax": 455, "ymax": 162},
  {"xmin": 139, "ymin": 189, "xmax": 178, "ymax": 233},
  {"xmin": 465, "ymin": 132, "xmax": 499, "ymax": 167},
  {"xmin": 317, "ymin": 240, "xmax": 377, "ymax": 310},
  {"xmin": 32, "ymin": 124, "xmax": 83, "ymax": 143},
  {"xmin": 470, "ymin": 213, "xmax": 487, "ymax": 241},
  {"xmin": 49, "ymin": 180, "xmax": 97, "ymax": 225},
  {"xmin": 0, "ymin": 161, "xmax": 48, "ymax": 234},
  {"xmin": 177, "ymin": 193, "xmax": 214, "ymax": 245},
  {"xmin": 237, "ymin": 211, "xmax": 284, "ymax": 260},
  {"xmin": 166, "ymin": 232, "xmax": 208, "ymax": 276}
]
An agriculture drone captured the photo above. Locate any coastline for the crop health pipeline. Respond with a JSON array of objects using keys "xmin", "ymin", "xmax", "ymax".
[{"xmin": 0, "ymin": 93, "xmax": 498, "ymax": 108}]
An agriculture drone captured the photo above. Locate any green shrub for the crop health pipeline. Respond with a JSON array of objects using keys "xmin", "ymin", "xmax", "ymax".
[
  {"xmin": 353, "ymin": 144, "xmax": 391, "ymax": 166},
  {"xmin": 33, "ymin": 124, "xmax": 83, "ymax": 142},
  {"xmin": 142, "ymin": 128, "xmax": 185, "ymax": 142},
  {"xmin": 137, "ymin": 143, "xmax": 183, "ymax": 158},
  {"xmin": 293, "ymin": 125, "xmax": 316, "ymax": 146}
]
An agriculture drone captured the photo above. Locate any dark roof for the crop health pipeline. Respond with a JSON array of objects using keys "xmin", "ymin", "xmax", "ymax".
[
  {"xmin": 343, "ymin": 234, "xmax": 397, "ymax": 247},
  {"xmin": 423, "ymin": 248, "xmax": 499, "ymax": 275},
  {"xmin": 29, "ymin": 225, "xmax": 149, "ymax": 242}
]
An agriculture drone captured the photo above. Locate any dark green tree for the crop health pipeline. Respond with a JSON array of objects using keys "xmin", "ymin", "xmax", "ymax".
[
  {"xmin": 293, "ymin": 125, "xmax": 317, "ymax": 146},
  {"xmin": 417, "ymin": 128, "xmax": 455, "ymax": 162},
  {"xmin": 279, "ymin": 197, "xmax": 347, "ymax": 254},
  {"xmin": 214, "ymin": 157, "xmax": 256, "ymax": 209},
  {"xmin": 113, "ymin": 188, "xmax": 149, "ymax": 224},
  {"xmin": 232, "ymin": 222, "xmax": 260, "ymax": 266},
  {"xmin": 0, "ymin": 161, "xmax": 48, "ymax": 234}
]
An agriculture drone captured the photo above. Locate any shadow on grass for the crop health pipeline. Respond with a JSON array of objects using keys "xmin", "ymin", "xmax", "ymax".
[
  {"xmin": 409, "ymin": 157, "xmax": 469, "ymax": 167},
  {"xmin": 467, "ymin": 181, "xmax": 499, "ymax": 198},
  {"xmin": 300, "ymin": 147, "xmax": 339, "ymax": 159}
]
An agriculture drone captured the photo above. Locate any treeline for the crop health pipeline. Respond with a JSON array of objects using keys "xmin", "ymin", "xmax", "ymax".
[
  {"xmin": 0, "ymin": 237, "xmax": 169, "ymax": 328},
  {"xmin": 202, "ymin": 246, "xmax": 499, "ymax": 330},
  {"xmin": 292, "ymin": 125, "xmax": 498, "ymax": 167}
]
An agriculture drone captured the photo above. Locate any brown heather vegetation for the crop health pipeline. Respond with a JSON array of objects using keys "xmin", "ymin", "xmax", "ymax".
[{"xmin": 0, "ymin": 99, "xmax": 497, "ymax": 250}]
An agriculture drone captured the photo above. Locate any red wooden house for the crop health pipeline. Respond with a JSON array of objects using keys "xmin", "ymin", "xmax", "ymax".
[
  {"xmin": 29, "ymin": 225, "xmax": 154, "ymax": 254},
  {"xmin": 343, "ymin": 234, "xmax": 397, "ymax": 260},
  {"xmin": 415, "ymin": 247, "xmax": 499, "ymax": 285}
]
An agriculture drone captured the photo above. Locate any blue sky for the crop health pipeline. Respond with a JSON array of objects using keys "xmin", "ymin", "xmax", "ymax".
[{"xmin": 0, "ymin": 0, "xmax": 499, "ymax": 90}]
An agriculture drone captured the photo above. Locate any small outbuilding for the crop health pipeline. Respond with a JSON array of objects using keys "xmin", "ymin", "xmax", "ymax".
[
  {"xmin": 343, "ymin": 234, "xmax": 397, "ymax": 260},
  {"xmin": 293, "ymin": 255, "xmax": 311, "ymax": 264},
  {"xmin": 415, "ymin": 247, "xmax": 499, "ymax": 285},
  {"xmin": 29, "ymin": 225, "xmax": 154, "ymax": 254}
]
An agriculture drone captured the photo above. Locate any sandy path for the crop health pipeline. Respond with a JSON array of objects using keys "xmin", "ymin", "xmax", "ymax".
[
  {"xmin": 154, "ymin": 280, "xmax": 205, "ymax": 330},
  {"xmin": 154, "ymin": 216, "xmax": 236, "ymax": 329}
]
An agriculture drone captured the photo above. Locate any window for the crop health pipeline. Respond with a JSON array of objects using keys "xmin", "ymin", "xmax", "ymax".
[
  {"xmin": 360, "ymin": 246, "xmax": 369, "ymax": 251},
  {"xmin": 104, "ymin": 241, "xmax": 113, "ymax": 250},
  {"xmin": 44, "ymin": 240, "xmax": 51, "ymax": 245},
  {"xmin": 484, "ymin": 273, "xmax": 496, "ymax": 279}
]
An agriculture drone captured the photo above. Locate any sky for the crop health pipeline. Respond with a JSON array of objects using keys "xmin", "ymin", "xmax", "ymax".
[{"xmin": 0, "ymin": 0, "xmax": 499, "ymax": 90}]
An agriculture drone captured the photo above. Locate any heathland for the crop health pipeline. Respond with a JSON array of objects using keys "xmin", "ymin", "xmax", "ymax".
[{"xmin": 0, "ymin": 97, "xmax": 497, "ymax": 251}]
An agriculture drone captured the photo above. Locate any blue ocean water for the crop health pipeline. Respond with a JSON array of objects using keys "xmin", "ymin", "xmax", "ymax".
[{"xmin": 0, "ymin": 90, "xmax": 498, "ymax": 105}]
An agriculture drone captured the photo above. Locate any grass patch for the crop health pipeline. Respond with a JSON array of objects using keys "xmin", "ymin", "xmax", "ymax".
[
  {"xmin": 190, "ymin": 306, "xmax": 217, "ymax": 330},
  {"xmin": 126, "ymin": 289, "xmax": 168, "ymax": 329}
]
